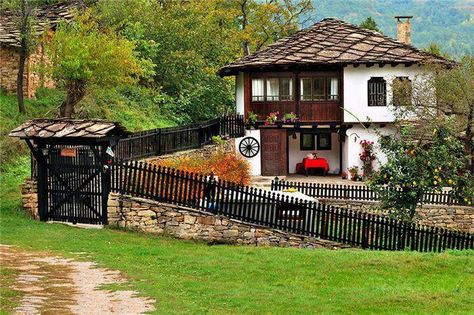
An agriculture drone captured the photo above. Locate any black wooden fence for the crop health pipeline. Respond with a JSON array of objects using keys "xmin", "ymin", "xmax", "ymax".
[
  {"xmin": 109, "ymin": 160, "xmax": 473, "ymax": 252},
  {"xmin": 271, "ymin": 179, "xmax": 471, "ymax": 206},
  {"xmin": 115, "ymin": 115, "xmax": 244, "ymax": 160},
  {"xmin": 31, "ymin": 115, "xmax": 244, "ymax": 178}
]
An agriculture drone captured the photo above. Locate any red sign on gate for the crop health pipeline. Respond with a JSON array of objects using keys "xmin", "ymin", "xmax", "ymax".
[{"xmin": 60, "ymin": 148, "xmax": 77, "ymax": 157}]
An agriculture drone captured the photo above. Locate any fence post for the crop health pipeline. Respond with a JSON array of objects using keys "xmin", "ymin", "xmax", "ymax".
[{"xmin": 361, "ymin": 214, "xmax": 369, "ymax": 249}]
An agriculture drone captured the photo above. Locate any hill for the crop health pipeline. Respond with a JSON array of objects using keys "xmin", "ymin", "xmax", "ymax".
[{"xmin": 305, "ymin": 0, "xmax": 474, "ymax": 58}]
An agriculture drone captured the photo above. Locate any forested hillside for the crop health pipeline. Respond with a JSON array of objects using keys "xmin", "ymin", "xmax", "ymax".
[{"xmin": 307, "ymin": 0, "xmax": 474, "ymax": 58}]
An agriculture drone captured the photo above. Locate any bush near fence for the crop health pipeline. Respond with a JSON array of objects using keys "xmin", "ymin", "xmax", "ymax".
[{"xmin": 110, "ymin": 161, "xmax": 473, "ymax": 252}]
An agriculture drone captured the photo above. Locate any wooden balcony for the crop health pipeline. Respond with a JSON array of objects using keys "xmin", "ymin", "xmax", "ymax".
[{"xmin": 248, "ymin": 101, "xmax": 342, "ymax": 122}]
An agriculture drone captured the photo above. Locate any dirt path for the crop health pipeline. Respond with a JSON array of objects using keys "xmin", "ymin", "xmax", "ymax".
[{"xmin": 0, "ymin": 245, "xmax": 155, "ymax": 314}]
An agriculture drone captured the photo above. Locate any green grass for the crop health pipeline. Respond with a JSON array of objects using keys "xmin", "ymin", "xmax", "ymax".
[{"xmin": 1, "ymin": 159, "xmax": 474, "ymax": 314}]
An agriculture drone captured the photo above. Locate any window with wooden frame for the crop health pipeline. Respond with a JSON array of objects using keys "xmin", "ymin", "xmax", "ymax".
[
  {"xmin": 368, "ymin": 77, "xmax": 387, "ymax": 106},
  {"xmin": 300, "ymin": 133, "xmax": 315, "ymax": 150},
  {"xmin": 392, "ymin": 77, "xmax": 412, "ymax": 106},
  {"xmin": 300, "ymin": 77, "xmax": 339, "ymax": 101},
  {"xmin": 317, "ymin": 133, "xmax": 332, "ymax": 150},
  {"xmin": 251, "ymin": 78, "xmax": 264, "ymax": 101},
  {"xmin": 251, "ymin": 77, "xmax": 293, "ymax": 102}
]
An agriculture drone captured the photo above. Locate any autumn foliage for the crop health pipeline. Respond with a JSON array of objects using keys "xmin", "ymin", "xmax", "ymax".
[{"xmin": 150, "ymin": 149, "xmax": 251, "ymax": 185}]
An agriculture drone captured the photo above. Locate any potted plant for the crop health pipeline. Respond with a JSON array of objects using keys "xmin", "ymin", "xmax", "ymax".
[
  {"xmin": 347, "ymin": 166, "xmax": 360, "ymax": 181},
  {"xmin": 264, "ymin": 111, "xmax": 279, "ymax": 126},
  {"xmin": 246, "ymin": 111, "xmax": 258, "ymax": 129},
  {"xmin": 282, "ymin": 112, "xmax": 299, "ymax": 124},
  {"xmin": 341, "ymin": 171, "xmax": 348, "ymax": 179}
]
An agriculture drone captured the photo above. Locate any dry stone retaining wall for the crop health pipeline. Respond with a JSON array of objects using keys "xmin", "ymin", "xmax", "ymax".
[
  {"xmin": 20, "ymin": 180, "xmax": 39, "ymax": 219},
  {"xmin": 107, "ymin": 193, "xmax": 346, "ymax": 249},
  {"xmin": 19, "ymin": 180, "xmax": 473, "ymax": 237},
  {"xmin": 320, "ymin": 199, "xmax": 474, "ymax": 233}
]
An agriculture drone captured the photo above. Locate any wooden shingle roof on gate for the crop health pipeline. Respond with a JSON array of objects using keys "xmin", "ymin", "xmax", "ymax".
[
  {"xmin": 218, "ymin": 18, "xmax": 453, "ymax": 76},
  {"xmin": 9, "ymin": 119, "xmax": 129, "ymax": 139}
]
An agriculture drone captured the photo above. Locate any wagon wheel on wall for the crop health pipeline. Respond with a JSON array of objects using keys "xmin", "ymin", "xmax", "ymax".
[{"xmin": 239, "ymin": 137, "xmax": 260, "ymax": 158}]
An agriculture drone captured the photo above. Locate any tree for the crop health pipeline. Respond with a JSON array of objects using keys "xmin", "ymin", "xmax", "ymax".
[
  {"xmin": 392, "ymin": 57, "xmax": 474, "ymax": 174},
  {"xmin": 45, "ymin": 9, "xmax": 145, "ymax": 117},
  {"xmin": 2, "ymin": 0, "xmax": 43, "ymax": 114},
  {"xmin": 234, "ymin": 0, "xmax": 314, "ymax": 56},
  {"xmin": 94, "ymin": 0, "xmax": 314, "ymax": 122},
  {"xmin": 359, "ymin": 17, "xmax": 381, "ymax": 33},
  {"xmin": 424, "ymin": 42, "xmax": 450, "ymax": 58},
  {"xmin": 369, "ymin": 126, "xmax": 473, "ymax": 222}
]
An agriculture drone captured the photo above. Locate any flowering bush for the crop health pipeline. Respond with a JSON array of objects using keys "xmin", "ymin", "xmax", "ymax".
[
  {"xmin": 282, "ymin": 112, "xmax": 298, "ymax": 123},
  {"xmin": 265, "ymin": 111, "xmax": 279, "ymax": 125},
  {"xmin": 151, "ymin": 149, "xmax": 251, "ymax": 185},
  {"xmin": 359, "ymin": 140, "xmax": 376, "ymax": 179}
]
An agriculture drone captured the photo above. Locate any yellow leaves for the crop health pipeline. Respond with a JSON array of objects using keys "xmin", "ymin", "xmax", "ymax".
[{"xmin": 46, "ymin": 8, "xmax": 144, "ymax": 88}]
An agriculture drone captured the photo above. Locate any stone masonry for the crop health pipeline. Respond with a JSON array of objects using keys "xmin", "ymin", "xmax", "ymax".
[
  {"xmin": 320, "ymin": 199, "xmax": 474, "ymax": 233},
  {"xmin": 107, "ymin": 193, "xmax": 346, "ymax": 249},
  {"xmin": 20, "ymin": 180, "xmax": 39, "ymax": 219},
  {"xmin": 19, "ymin": 180, "xmax": 473, "ymax": 240},
  {"xmin": 0, "ymin": 45, "xmax": 54, "ymax": 98}
]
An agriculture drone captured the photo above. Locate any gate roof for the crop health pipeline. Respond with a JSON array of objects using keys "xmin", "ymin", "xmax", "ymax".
[{"xmin": 9, "ymin": 119, "xmax": 129, "ymax": 142}]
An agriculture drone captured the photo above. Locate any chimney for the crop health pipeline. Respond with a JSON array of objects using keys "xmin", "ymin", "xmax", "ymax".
[{"xmin": 394, "ymin": 16, "xmax": 413, "ymax": 45}]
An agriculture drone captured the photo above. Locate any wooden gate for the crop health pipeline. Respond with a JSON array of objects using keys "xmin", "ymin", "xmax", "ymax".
[
  {"xmin": 40, "ymin": 145, "xmax": 109, "ymax": 225},
  {"xmin": 260, "ymin": 129, "xmax": 287, "ymax": 176}
]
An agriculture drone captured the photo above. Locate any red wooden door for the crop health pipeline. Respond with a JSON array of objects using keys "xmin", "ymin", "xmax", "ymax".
[{"xmin": 260, "ymin": 129, "xmax": 287, "ymax": 176}]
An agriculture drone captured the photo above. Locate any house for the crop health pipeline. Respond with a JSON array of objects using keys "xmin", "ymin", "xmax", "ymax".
[
  {"xmin": 0, "ymin": 1, "xmax": 79, "ymax": 98},
  {"xmin": 219, "ymin": 17, "xmax": 451, "ymax": 177}
]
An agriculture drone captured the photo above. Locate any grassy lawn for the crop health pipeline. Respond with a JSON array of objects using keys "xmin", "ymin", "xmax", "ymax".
[{"xmin": 1, "ymin": 159, "xmax": 474, "ymax": 314}]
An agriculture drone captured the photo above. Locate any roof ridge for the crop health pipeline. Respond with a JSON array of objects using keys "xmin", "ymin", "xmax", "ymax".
[
  {"xmin": 312, "ymin": 17, "xmax": 452, "ymax": 63},
  {"xmin": 218, "ymin": 17, "xmax": 454, "ymax": 76}
]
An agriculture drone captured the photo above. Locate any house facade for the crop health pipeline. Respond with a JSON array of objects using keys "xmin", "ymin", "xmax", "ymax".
[
  {"xmin": 219, "ymin": 17, "xmax": 450, "ymax": 177},
  {"xmin": 0, "ymin": 1, "xmax": 78, "ymax": 98}
]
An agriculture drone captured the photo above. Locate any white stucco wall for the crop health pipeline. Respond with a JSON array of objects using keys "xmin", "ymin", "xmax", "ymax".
[
  {"xmin": 235, "ymin": 72, "xmax": 245, "ymax": 115},
  {"xmin": 288, "ymin": 132, "xmax": 340, "ymax": 174},
  {"xmin": 343, "ymin": 64, "xmax": 425, "ymax": 123},
  {"xmin": 234, "ymin": 129, "xmax": 261, "ymax": 176},
  {"xmin": 343, "ymin": 124, "xmax": 396, "ymax": 177}
]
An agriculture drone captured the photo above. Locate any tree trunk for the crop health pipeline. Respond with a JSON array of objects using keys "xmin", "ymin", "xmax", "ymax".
[
  {"xmin": 17, "ymin": 51, "xmax": 26, "ymax": 114},
  {"xmin": 467, "ymin": 101, "xmax": 474, "ymax": 174},
  {"xmin": 16, "ymin": 0, "xmax": 28, "ymax": 114},
  {"xmin": 60, "ymin": 80, "xmax": 86, "ymax": 118}
]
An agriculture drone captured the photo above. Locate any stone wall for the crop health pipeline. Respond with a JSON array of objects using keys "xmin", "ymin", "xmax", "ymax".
[
  {"xmin": 320, "ymin": 199, "xmax": 474, "ymax": 233},
  {"xmin": 20, "ymin": 180, "xmax": 39, "ymax": 219},
  {"xmin": 19, "ymin": 178, "xmax": 473, "ymax": 238},
  {"xmin": 107, "ymin": 193, "xmax": 346, "ymax": 249},
  {"xmin": 0, "ymin": 45, "xmax": 54, "ymax": 98}
]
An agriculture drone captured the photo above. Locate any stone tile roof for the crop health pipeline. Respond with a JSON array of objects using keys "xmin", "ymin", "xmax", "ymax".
[
  {"xmin": 0, "ymin": 1, "xmax": 82, "ymax": 48},
  {"xmin": 219, "ymin": 18, "xmax": 453, "ymax": 76},
  {"xmin": 9, "ymin": 119, "xmax": 129, "ymax": 139}
]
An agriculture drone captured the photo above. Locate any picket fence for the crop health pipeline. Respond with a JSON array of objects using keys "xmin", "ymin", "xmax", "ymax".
[
  {"xmin": 271, "ymin": 179, "xmax": 470, "ymax": 206},
  {"xmin": 109, "ymin": 160, "xmax": 473, "ymax": 252}
]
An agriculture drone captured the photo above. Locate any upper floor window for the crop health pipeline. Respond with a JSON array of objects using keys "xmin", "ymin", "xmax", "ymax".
[
  {"xmin": 252, "ymin": 77, "xmax": 293, "ymax": 102},
  {"xmin": 300, "ymin": 77, "xmax": 339, "ymax": 101},
  {"xmin": 392, "ymin": 77, "xmax": 412, "ymax": 106},
  {"xmin": 251, "ymin": 79, "xmax": 264, "ymax": 102},
  {"xmin": 368, "ymin": 77, "xmax": 386, "ymax": 106}
]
